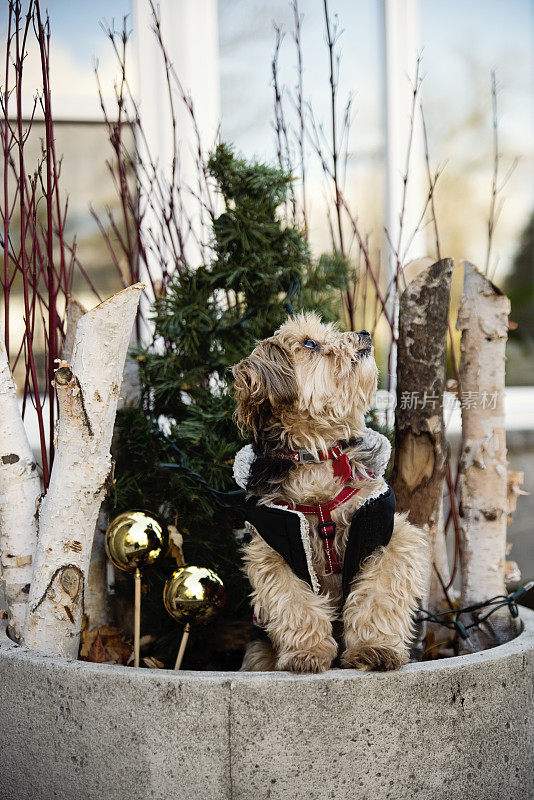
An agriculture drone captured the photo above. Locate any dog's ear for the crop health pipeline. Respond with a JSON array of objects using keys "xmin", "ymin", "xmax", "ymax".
[{"xmin": 232, "ymin": 340, "xmax": 297, "ymax": 440}]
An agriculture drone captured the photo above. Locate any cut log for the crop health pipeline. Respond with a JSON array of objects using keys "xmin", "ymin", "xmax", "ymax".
[
  {"xmin": 62, "ymin": 298, "xmax": 112, "ymax": 629},
  {"xmin": 23, "ymin": 284, "xmax": 142, "ymax": 657},
  {"xmin": 456, "ymin": 261, "xmax": 515, "ymax": 645},
  {"xmin": 391, "ymin": 258, "xmax": 453, "ymax": 611},
  {"xmin": 84, "ymin": 509, "xmax": 112, "ymax": 629},
  {"xmin": 61, "ymin": 296, "xmax": 87, "ymax": 361},
  {"xmin": 0, "ymin": 338, "xmax": 40, "ymax": 641}
]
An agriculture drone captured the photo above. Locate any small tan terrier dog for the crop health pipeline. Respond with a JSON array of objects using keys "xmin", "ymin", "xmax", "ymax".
[{"xmin": 232, "ymin": 312, "xmax": 428, "ymax": 673}]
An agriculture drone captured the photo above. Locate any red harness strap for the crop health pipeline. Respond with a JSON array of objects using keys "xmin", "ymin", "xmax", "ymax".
[
  {"xmin": 275, "ymin": 444, "xmax": 376, "ymax": 575},
  {"xmin": 278, "ymin": 445, "xmax": 353, "ymax": 484},
  {"xmin": 329, "ymin": 447, "xmax": 353, "ymax": 483},
  {"xmin": 277, "ymin": 484, "xmax": 362, "ymax": 575}
]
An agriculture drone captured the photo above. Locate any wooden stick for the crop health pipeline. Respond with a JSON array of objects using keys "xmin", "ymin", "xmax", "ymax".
[
  {"xmin": 134, "ymin": 568, "xmax": 141, "ymax": 668},
  {"xmin": 174, "ymin": 623, "xmax": 190, "ymax": 670}
]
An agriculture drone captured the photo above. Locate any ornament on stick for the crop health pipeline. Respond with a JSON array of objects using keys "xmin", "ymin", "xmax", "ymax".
[
  {"xmin": 105, "ymin": 510, "xmax": 167, "ymax": 667},
  {"xmin": 163, "ymin": 565, "xmax": 226, "ymax": 670}
]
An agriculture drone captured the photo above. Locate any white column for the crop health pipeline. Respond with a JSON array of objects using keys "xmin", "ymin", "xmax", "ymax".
[
  {"xmin": 380, "ymin": 0, "xmax": 424, "ymax": 419},
  {"xmin": 381, "ymin": 0, "xmax": 424, "ymax": 269},
  {"xmin": 133, "ymin": 0, "xmax": 221, "ymax": 336}
]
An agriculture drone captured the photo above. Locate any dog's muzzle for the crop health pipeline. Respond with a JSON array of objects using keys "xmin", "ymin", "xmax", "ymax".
[
  {"xmin": 357, "ymin": 330, "xmax": 372, "ymax": 354},
  {"xmin": 346, "ymin": 330, "xmax": 372, "ymax": 359}
]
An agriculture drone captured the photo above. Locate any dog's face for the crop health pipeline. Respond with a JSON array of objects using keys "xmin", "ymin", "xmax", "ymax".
[{"xmin": 232, "ymin": 312, "xmax": 378, "ymax": 449}]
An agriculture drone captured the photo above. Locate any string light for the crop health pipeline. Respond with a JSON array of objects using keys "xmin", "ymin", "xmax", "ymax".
[{"xmin": 418, "ymin": 582, "xmax": 533, "ymax": 639}]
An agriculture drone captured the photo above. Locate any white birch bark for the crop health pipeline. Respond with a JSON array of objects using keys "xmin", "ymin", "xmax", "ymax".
[
  {"xmin": 23, "ymin": 284, "xmax": 142, "ymax": 657},
  {"xmin": 0, "ymin": 339, "xmax": 40, "ymax": 641},
  {"xmin": 61, "ymin": 296, "xmax": 87, "ymax": 361},
  {"xmin": 63, "ymin": 299, "xmax": 114, "ymax": 629},
  {"xmin": 84, "ymin": 509, "xmax": 112, "ymax": 628},
  {"xmin": 456, "ymin": 261, "xmax": 514, "ymax": 644}
]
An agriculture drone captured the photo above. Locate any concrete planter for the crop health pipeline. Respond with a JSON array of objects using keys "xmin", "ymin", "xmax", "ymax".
[{"xmin": 0, "ymin": 611, "xmax": 533, "ymax": 800}]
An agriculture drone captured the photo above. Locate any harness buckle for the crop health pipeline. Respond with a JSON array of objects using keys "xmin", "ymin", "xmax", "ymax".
[{"xmin": 318, "ymin": 520, "xmax": 336, "ymax": 539}]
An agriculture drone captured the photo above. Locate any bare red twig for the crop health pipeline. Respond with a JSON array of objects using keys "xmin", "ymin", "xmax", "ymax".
[
  {"xmin": 272, "ymin": 25, "xmax": 296, "ymax": 224},
  {"xmin": 1, "ymin": 0, "xmax": 95, "ymax": 486},
  {"xmin": 444, "ymin": 459, "xmax": 461, "ymax": 592},
  {"xmin": 93, "ymin": 12, "xmax": 215, "ymax": 335},
  {"xmin": 323, "ymin": 0, "xmax": 345, "ymax": 261},
  {"xmin": 391, "ymin": 56, "xmax": 423, "ymax": 290}
]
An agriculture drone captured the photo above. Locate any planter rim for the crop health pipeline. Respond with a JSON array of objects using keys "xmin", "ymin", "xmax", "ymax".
[{"xmin": 1, "ymin": 604, "xmax": 533, "ymax": 683}]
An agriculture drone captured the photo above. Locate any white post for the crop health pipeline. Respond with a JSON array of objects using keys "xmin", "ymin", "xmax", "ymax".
[
  {"xmin": 132, "ymin": 0, "xmax": 221, "ymax": 340},
  {"xmin": 380, "ymin": 0, "xmax": 424, "ymax": 420}
]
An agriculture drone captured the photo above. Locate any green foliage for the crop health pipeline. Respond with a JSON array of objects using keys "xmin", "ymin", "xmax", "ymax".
[
  {"xmin": 109, "ymin": 143, "xmax": 350, "ymax": 667},
  {"xmin": 301, "ymin": 251, "xmax": 352, "ymax": 322}
]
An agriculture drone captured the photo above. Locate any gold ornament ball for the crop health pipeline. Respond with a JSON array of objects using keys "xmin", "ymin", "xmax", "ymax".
[
  {"xmin": 163, "ymin": 566, "xmax": 226, "ymax": 626},
  {"xmin": 105, "ymin": 510, "xmax": 168, "ymax": 573}
]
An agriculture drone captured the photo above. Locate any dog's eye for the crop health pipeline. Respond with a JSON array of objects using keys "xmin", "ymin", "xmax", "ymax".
[{"xmin": 303, "ymin": 338, "xmax": 319, "ymax": 350}]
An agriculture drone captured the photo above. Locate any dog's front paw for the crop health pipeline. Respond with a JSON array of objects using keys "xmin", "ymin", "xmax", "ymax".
[
  {"xmin": 341, "ymin": 643, "xmax": 408, "ymax": 671},
  {"xmin": 276, "ymin": 650, "xmax": 331, "ymax": 673},
  {"xmin": 276, "ymin": 638, "xmax": 337, "ymax": 674}
]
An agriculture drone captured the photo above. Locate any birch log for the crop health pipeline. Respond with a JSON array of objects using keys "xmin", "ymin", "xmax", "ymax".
[
  {"xmin": 391, "ymin": 258, "xmax": 453, "ymax": 610},
  {"xmin": 84, "ymin": 509, "xmax": 112, "ymax": 628},
  {"xmin": 61, "ymin": 296, "xmax": 87, "ymax": 361},
  {"xmin": 0, "ymin": 339, "xmax": 40, "ymax": 641},
  {"xmin": 456, "ymin": 261, "xmax": 515, "ymax": 645},
  {"xmin": 23, "ymin": 284, "xmax": 142, "ymax": 657},
  {"xmin": 63, "ymin": 300, "xmax": 113, "ymax": 628}
]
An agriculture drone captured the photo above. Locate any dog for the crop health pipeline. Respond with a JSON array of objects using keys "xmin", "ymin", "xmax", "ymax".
[{"xmin": 231, "ymin": 312, "xmax": 428, "ymax": 673}]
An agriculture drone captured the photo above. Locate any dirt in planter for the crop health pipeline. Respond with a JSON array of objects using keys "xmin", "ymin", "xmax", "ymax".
[{"xmin": 79, "ymin": 615, "xmax": 251, "ymax": 671}]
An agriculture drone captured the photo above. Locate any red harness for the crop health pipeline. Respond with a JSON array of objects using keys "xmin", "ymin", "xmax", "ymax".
[
  {"xmin": 276, "ymin": 445, "xmax": 373, "ymax": 574},
  {"xmin": 277, "ymin": 485, "xmax": 363, "ymax": 574},
  {"xmin": 278, "ymin": 445, "xmax": 353, "ymax": 484}
]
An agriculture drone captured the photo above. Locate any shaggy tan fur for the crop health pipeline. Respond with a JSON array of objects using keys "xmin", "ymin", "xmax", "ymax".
[
  {"xmin": 240, "ymin": 637, "xmax": 277, "ymax": 672},
  {"xmin": 241, "ymin": 529, "xmax": 337, "ymax": 672},
  {"xmin": 342, "ymin": 512, "xmax": 428, "ymax": 670},
  {"xmin": 232, "ymin": 313, "xmax": 429, "ymax": 673}
]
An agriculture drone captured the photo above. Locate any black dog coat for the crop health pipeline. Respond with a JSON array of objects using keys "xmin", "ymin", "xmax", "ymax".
[{"xmin": 244, "ymin": 485, "xmax": 396, "ymax": 599}]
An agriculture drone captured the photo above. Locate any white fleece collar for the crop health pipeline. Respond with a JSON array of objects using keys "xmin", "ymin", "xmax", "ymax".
[{"xmin": 233, "ymin": 427, "xmax": 391, "ymax": 490}]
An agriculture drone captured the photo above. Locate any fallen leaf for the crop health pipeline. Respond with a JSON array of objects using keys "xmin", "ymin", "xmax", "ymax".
[
  {"xmin": 85, "ymin": 632, "xmax": 110, "ymax": 663},
  {"xmin": 143, "ymin": 656, "xmax": 165, "ymax": 669},
  {"xmin": 79, "ymin": 625, "xmax": 133, "ymax": 665}
]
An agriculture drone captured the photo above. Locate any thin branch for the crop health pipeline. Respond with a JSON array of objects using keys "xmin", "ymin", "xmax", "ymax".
[{"xmin": 292, "ymin": 0, "xmax": 308, "ymax": 236}]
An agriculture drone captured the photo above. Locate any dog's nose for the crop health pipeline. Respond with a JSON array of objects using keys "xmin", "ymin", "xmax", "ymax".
[{"xmin": 358, "ymin": 330, "xmax": 372, "ymax": 347}]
